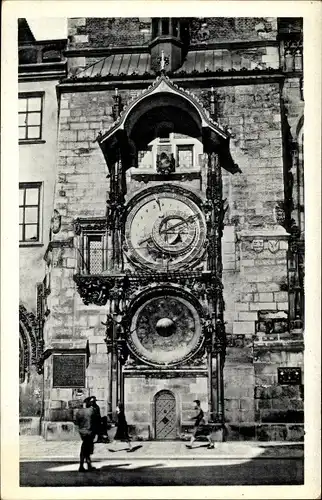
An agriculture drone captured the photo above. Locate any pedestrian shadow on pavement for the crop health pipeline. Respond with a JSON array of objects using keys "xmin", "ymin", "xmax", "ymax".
[
  {"xmin": 108, "ymin": 445, "xmax": 143, "ymax": 453},
  {"xmin": 128, "ymin": 445, "xmax": 143, "ymax": 453}
]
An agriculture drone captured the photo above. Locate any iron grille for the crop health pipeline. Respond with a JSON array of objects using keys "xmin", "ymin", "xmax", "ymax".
[{"xmin": 88, "ymin": 236, "xmax": 103, "ymax": 274}]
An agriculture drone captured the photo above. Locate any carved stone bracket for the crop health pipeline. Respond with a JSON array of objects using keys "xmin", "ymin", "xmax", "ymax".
[
  {"xmin": 73, "ymin": 217, "xmax": 107, "ymax": 235},
  {"xmin": 73, "ymin": 274, "xmax": 131, "ymax": 306}
]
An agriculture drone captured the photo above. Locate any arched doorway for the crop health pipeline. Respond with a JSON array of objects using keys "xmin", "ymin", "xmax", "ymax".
[{"xmin": 154, "ymin": 390, "xmax": 176, "ymax": 440}]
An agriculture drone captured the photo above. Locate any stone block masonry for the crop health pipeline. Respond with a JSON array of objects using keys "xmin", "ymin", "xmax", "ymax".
[{"xmin": 39, "ymin": 25, "xmax": 303, "ymax": 441}]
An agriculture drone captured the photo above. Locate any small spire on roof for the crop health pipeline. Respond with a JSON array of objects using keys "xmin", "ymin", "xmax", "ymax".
[
  {"xmin": 160, "ymin": 50, "xmax": 165, "ymax": 71},
  {"xmin": 157, "ymin": 50, "xmax": 169, "ymax": 74}
]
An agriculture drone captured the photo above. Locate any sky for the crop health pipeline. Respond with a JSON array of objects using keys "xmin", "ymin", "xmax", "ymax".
[{"xmin": 27, "ymin": 18, "xmax": 67, "ymax": 40}]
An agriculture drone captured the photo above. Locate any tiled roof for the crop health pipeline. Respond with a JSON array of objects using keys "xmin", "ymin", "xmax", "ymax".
[{"xmin": 75, "ymin": 52, "xmax": 152, "ymax": 79}]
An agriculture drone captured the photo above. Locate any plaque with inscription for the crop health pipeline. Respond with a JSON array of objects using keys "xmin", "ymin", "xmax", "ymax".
[
  {"xmin": 53, "ymin": 354, "xmax": 86, "ymax": 388},
  {"xmin": 278, "ymin": 367, "xmax": 302, "ymax": 385}
]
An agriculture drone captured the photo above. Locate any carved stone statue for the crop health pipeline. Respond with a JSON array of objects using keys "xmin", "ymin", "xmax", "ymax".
[{"xmin": 156, "ymin": 152, "xmax": 175, "ymax": 175}]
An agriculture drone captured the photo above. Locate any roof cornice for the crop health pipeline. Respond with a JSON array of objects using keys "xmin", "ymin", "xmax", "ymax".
[
  {"xmin": 18, "ymin": 61, "xmax": 67, "ymax": 81},
  {"xmin": 58, "ymin": 70, "xmax": 286, "ymax": 93},
  {"xmin": 64, "ymin": 38, "xmax": 279, "ymax": 59},
  {"xmin": 65, "ymin": 45, "xmax": 150, "ymax": 58}
]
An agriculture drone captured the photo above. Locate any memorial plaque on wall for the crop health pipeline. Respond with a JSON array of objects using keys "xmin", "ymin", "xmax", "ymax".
[
  {"xmin": 278, "ymin": 367, "xmax": 302, "ymax": 385},
  {"xmin": 53, "ymin": 354, "xmax": 86, "ymax": 388}
]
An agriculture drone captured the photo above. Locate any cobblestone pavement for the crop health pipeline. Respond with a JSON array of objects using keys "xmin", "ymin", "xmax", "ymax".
[{"xmin": 20, "ymin": 436, "xmax": 304, "ymax": 461}]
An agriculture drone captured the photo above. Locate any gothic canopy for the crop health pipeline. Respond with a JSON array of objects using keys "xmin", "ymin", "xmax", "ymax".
[{"xmin": 96, "ymin": 75, "xmax": 240, "ymax": 174}]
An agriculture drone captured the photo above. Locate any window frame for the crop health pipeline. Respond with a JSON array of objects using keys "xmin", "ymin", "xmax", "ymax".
[
  {"xmin": 85, "ymin": 233, "xmax": 105, "ymax": 275},
  {"xmin": 176, "ymin": 144, "xmax": 194, "ymax": 169},
  {"xmin": 19, "ymin": 182, "xmax": 43, "ymax": 246},
  {"xmin": 18, "ymin": 92, "xmax": 45, "ymax": 144}
]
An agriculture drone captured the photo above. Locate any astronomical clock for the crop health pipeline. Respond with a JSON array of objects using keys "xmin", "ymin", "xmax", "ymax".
[
  {"xmin": 124, "ymin": 185, "xmax": 207, "ymax": 272},
  {"xmin": 123, "ymin": 179, "xmax": 209, "ymax": 371}
]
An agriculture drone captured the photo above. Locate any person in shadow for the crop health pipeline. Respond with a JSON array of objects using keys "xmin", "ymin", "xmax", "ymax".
[
  {"xmin": 89, "ymin": 396, "xmax": 109, "ymax": 443},
  {"xmin": 185, "ymin": 399, "xmax": 215, "ymax": 450},
  {"xmin": 75, "ymin": 397, "xmax": 97, "ymax": 472},
  {"xmin": 109, "ymin": 402, "xmax": 133, "ymax": 452}
]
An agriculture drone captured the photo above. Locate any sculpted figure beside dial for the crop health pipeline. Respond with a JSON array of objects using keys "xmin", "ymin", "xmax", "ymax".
[{"xmin": 125, "ymin": 187, "xmax": 207, "ymax": 271}]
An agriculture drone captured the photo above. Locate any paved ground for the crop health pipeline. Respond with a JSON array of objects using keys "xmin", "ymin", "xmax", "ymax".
[
  {"xmin": 20, "ymin": 437, "xmax": 304, "ymax": 486},
  {"xmin": 20, "ymin": 456, "xmax": 304, "ymax": 486},
  {"xmin": 20, "ymin": 435, "xmax": 303, "ymax": 460}
]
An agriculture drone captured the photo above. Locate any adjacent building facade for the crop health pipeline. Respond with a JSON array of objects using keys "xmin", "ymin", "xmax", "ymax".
[
  {"xmin": 18, "ymin": 19, "xmax": 67, "ymax": 429},
  {"xmin": 19, "ymin": 17, "xmax": 304, "ymax": 442}
]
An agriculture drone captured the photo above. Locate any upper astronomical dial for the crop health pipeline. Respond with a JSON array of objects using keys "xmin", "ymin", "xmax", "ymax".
[{"xmin": 125, "ymin": 188, "xmax": 206, "ymax": 271}]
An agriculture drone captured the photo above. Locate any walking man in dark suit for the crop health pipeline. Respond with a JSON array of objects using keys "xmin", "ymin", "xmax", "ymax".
[
  {"xmin": 75, "ymin": 397, "xmax": 96, "ymax": 472},
  {"xmin": 89, "ymin": 396, "xmax": 107, "ymax": 443}
]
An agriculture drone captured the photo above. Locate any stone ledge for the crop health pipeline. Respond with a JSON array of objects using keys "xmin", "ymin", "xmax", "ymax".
[
  {"xmin": 253, "ymin": 338, "xmax": 304, "ymax": 352},
  {"xmin": 237, "ymin": 227, "xmax": 289, "ymax": 240},
  {"xmin": 42, "ymin": 421, "xmax": 79, "ymax": 441},
  {"xmin": 226, "ymin": 423, "xmax": 304, "ymax": 441},
  {"xmin": 19, "ymin": 417, "xmax": 41, "ymax": 436}
]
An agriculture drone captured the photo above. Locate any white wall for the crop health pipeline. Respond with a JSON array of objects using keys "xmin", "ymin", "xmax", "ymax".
[{"xmin": 19, "ymin": 79, "xmax": 60, "ymax": 312}]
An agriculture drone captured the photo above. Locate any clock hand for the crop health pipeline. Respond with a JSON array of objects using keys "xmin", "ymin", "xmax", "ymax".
[
  {"xmin": 137, "ymin": 214, "xmax": 198, "ymax": 246},
  {"xmin": 154, "ymin": 195, "xmax": 162, "ymax": 212},
  {"xmin": 159, "ymin": 214, "xmax": 198, "ymax": 236}
]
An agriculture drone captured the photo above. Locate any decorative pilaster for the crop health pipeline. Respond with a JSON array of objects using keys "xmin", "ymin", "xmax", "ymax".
[
  {"xmin": 102, "ymin": 280, "xmax": 130, "ymax": 422},
  {"xmin": 106, "ymin": 150, "xmax": 126, "ymax": 273},
  {"xmin": 205, "ymin": 151, "xmax": 227, "ymax": 425}
]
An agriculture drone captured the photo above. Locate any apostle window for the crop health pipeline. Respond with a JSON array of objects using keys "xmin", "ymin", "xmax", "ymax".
[
  {"xmin": 19, "ymin": 93, "xmax": 44, "ymax": 142},
  {"xmin": 177, "ymin": 145, "xmax": 194, "ymax": 169},
  {"xmin": 19, "ymin": 182, "xmax": 42, "ymax": 244}
]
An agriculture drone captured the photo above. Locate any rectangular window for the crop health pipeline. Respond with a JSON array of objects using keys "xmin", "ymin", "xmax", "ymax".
[
  {"xmin": 19, "ymin": 93, "xmax": 43, "ymax": 141},
  {"xmin": 177, "ymin": 145, "xmax": 194, "ymax": 169},
  {"xmin": 19, "ymin": 183, "xmax": 41, "ymax": 243},
  {"xmin": 161, "ymin": 19, "xmax": 169, "ymax": 35},
  {"xmin": 137, "ymin": 146, "xmax": 153, "ymax": 168},
  {"xmin": 86, "ymin": 234, "xmax": 103, "ymax": 274}
]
